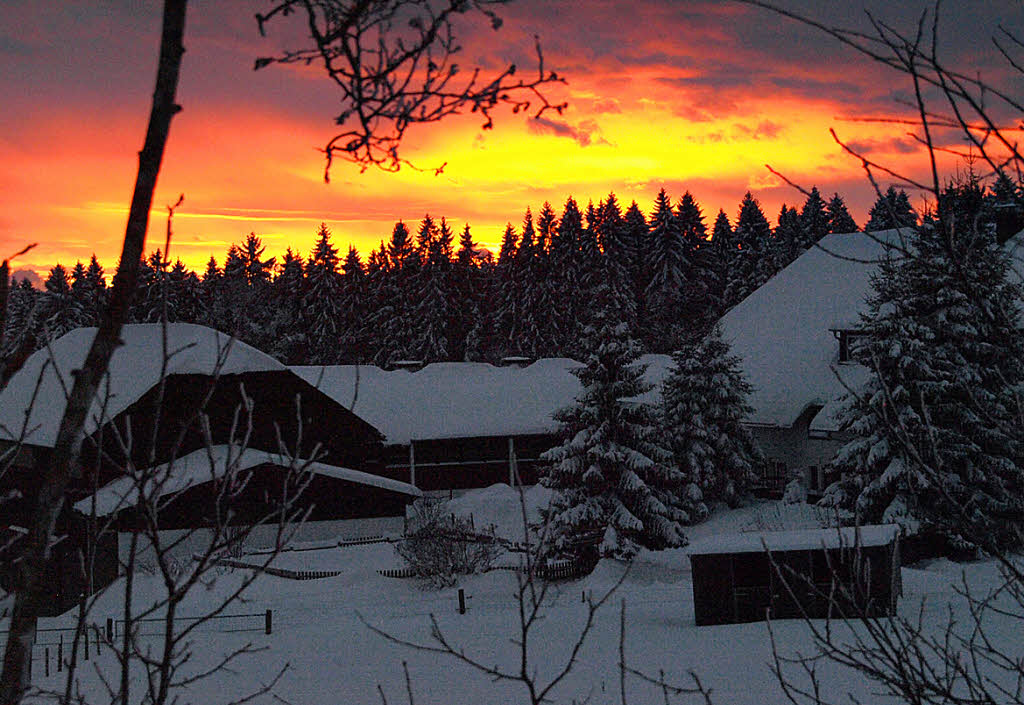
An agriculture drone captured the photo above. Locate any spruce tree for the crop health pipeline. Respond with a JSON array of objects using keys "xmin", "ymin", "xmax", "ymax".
[
  {"xmin": 541, "ymin": 285, "xmax": 692, "ymax": 558},
  {"xmin": 798, "ymin": 186, "xmax": 829, "ymax": 249},
  {"xmin": 550, "ymin": 197, "xmax": 585, "ymax": 355},
  {"xmin": 536, "ymin": 201, "xmax": 558, "ymax": 256},
  {"xmin": 375, "ymin": 221, "xmax": 419, "ymax": 365},
  {"xmin": 676, "ymin": 191, "xmax": 715, "ymax": 341},
  {"xmin": 826, "ymin": 193, "xmax": 859, "ymax": 234},
  {"xmin": 725, "ymin": 192, "xmax": 772, "ymax": 309},
  {"xmin": 454, "ymin": 224, "xmax": 483, "ymax": 360},
  {"xmin": 494, "ymin": 222, "xmax": 520, "ymax": 357},
  {"xmin": 662, "ymin": 327, "xmax": 763, "ymax": 507},
  {"xmin": 304, "ymin": 223, "xmax": 343, "ymax": 364},
  {"xmin": 598, "ymin": 193, "xmax": 638, "ymax": 329},
  {"xmin": 822, "ymin": 226, "xmax": 1024, "ymax": 550},
  {"xmin": 413, "ymin": 218, "xmax": 457, "ymax": 362},
  {"xmin": 239, "ymin": 232, "xmax": 275, "ymax": 287},
  {"xmin": 643, "ymin": 189, "xmax": 687, "ymax": 349},
  {"xmin": 42, "ymin": 264, "xmax": 83, "ymax": 339},
  {"xmin": 865, "ymin": 186, "xmax": 917, "ymax": 231},
  {"xmin": 512, "ymin": 208, "xmax": 553, "ymax": 358},
  {"xmin": 84, "ymin": 255, "xmax": 107, "ymax": 324},
  {"xmin": 623, "ymin": 200, "xmax": 648, "ymax": 299},
  {"xmin": 772, "ymin": 204, "xmax": 801, "ymax": 271},
  {"xmin": 339, "ymin": 246, "xmax": 368, "ymax": 363},
  {"xmin": 69, "ymin": 262, "xmax": 92, "ymax": 325},
  {"xmin": 2, "ymin": 279, "xmax": 40, "ymax": 361},
  {"xmin": 709, "ymin": 209, "xmax": 734, "ymax": 317}
]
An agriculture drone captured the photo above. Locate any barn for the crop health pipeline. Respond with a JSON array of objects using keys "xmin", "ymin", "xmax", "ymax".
[
  {"xmin": 0, "ymin": 324, "xmax": 393, "ymax": 613},
  {"xmin": 687, "ymin": 525, "xmax": 901, "ymax": 626},
  {"xmin": 292, "ymin": 359, "xmax": 588, "ymax": 491}
]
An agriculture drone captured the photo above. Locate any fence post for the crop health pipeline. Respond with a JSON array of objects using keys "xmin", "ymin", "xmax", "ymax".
[
  {"xmin": 106, "ymin": 618, "xmax": 113, "ymax": 642},
  {"xmin": 265, "ymin": 609, "xmax": 272, "ymax": 635},
  {"xmin": 458, "ymin": 588, "xmax": 466, "ymax": 615}
]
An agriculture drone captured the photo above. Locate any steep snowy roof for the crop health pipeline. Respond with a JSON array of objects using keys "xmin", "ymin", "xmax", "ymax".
[
  {"xmin": 687, "ymin": 524, "xmax": 900, "ymax": 555},
  {"xmin": 804, "ymin": 228, "xmax": 1024, "ymax": 434},
  {"xmin": 0, "ymin": 324, "xmax": 284, "ymax": 447},
  {"xmin": 718, "ymin": 230, "xmax": 899, "ymax": 428},
  {"xmin": 73, "ymin": 444, "xmax": 421, "ymax": 517},
  {"xmin": 293, "ymin": 355, "xmax": 676, "ymax": 445}
]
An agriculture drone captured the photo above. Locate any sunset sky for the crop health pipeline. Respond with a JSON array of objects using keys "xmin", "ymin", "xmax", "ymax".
[{"xmin": 2, "ymin": 1, "xmax": 1018, "ymax": 280}]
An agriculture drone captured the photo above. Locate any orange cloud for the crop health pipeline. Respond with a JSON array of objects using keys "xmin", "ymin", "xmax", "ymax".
[{"xmin": 1, "ymin": 1, "xmax": 1006, "ymax": 277}]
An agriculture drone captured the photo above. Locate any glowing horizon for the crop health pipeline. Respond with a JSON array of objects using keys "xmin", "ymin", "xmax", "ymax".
[{"xmin": 1, "ymin": 1, "xmax": 1009, "ymax": 280}]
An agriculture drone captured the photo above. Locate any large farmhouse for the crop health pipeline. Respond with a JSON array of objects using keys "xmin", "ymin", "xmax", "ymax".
[{"xmin": 714, "ymin": 230, "xmax": 890, "ymax": 493}]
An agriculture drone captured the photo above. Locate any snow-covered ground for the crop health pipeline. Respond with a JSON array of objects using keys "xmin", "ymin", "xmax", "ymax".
[{"xmin": 18, "ymin": 486, "xmax": 1019, "ymax": 704}]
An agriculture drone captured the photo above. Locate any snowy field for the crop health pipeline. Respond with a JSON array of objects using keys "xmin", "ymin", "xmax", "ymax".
[{"xmin": 18, "ymin": 486, "xmax": 1019, "ymax": 705}]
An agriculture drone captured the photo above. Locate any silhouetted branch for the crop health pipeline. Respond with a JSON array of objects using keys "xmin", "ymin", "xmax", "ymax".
[{"xmin": 255, "ymin": 0, "xmax": 566, "ymax": 177}]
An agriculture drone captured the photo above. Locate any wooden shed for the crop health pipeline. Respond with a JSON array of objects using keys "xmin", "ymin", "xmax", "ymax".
[{"xmin": 688, "ymin": 525, "xmax": 901, "ymax": 626}]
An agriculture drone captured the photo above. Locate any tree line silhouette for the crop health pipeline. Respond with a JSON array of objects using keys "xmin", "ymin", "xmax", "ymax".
[{"xmin": 7, "ymin": 179, "xmax": 1009, "ymax": 369}]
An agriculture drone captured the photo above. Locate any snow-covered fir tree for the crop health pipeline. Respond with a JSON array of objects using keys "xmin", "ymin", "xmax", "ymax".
[
  {"xmin": 826, "ymin": 193, "xmax": 859, "ymax": 234},
  {"xmin": 771, "ymin": 204, "xmax": 801, "ymax": 271},
  {"xmin": 338, "ymin": 245, "xmax": 368, "ymax": 363},
  {"xmin": 821, "ymin": 225, "xmax": 1024, "ymax": 550},
  {"xmin": 541, "ymin": 286, "xmax": 694, "ymax": 558},
  {"xmin": 2, "ymin": 279, "xmax": 40, "ymax": 363},
  {"xmin": 304, "ymin": 223, "xmax": 343, "ymax": 364},
  {"xmin": 865, "ymin": 186, "xmax": 917, "ymax": 232},
  {"xmin": 623, "ymin": 200, "xmax": 648, "ymax": 298},
  {"xmin": 43, "ymin": 263, "xmax": 83, "ymax": 339},
  {"xmin": 725, "ymin": 192, "xmax": 772, "ymax": 309},
  {"xmin": 549, "ymin": 197, "xmax": 585, "ymax": 356},
  {"xmin": 598, "ymin": 193, "xmax": 639, "ymax": 330},
  {"xmin": 413, "ymin": 218, "xmax": 457, "ymax": 362},
  {"xmin": 661, "ymin": 326, "xmax": 763, "ymax": 507},
  {"xmin": 798, "ymin": 186, "xmax": 829, "ymax": 249},
  {"xmin": 643, "ymin": 189, "xmax": 687, "ymax": 349},
  {"xmin": 373, "ymin": 221, "xmax": 419, "ymax": 365},
  {"xmin": 511, "ymin": 208, "xmax": 556, "ymax": 358},
  {"xmin": 709, "ymin": 209, "xmax": 734, "ymax": 316},
  {"xmin": 266, "ymin": 247, "xmax": 307, "ymax": 363}
]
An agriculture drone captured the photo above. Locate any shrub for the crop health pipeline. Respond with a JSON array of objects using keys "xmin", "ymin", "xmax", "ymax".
[{"xmin": 396, "ymin": 501, "xmax": 501, "ymax": 588}]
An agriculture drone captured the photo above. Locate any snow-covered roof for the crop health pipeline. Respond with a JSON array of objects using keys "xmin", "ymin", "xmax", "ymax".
[
  {"xmin": 718, "ymin": 230, "xmax": 900, "ymax": 428},
  {"xmin": 0, "ymin": 324, "xmax": 284, "ymax": 447},
  {"xmin": 293, "ymin": 359, "xmax": 582, "ymax": 444},
  {"xmin": 73, "ymin": 444, "xmax": 421, "ymax": 517},
  {"xmin": 292, "ymin": 355, "xmax": 676, "ymax": 445},
  {"xmin": 687, "ymin": 524, "xmax": 900, "ymax": 555}
]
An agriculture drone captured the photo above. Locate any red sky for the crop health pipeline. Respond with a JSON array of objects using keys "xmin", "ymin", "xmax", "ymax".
[{"xmin": 1, "ymin": 1, "xmax": 1017, "ymax": 279}]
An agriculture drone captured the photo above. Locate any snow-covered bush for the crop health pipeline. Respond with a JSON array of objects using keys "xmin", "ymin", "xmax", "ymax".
[{"xmin": 396, "ymin": 501, "xmax": 501, "ymax": 588}]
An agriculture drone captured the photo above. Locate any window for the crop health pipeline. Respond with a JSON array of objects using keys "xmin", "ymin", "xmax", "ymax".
[{"xmin": 836, "ymin": 329, "xmax": 867, "ymax": 364}]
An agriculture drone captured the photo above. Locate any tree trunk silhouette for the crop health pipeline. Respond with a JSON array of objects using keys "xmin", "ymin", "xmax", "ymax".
[{"xmin": 0, "ymin": 2, "xmax": 187, "ymax": 701}]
